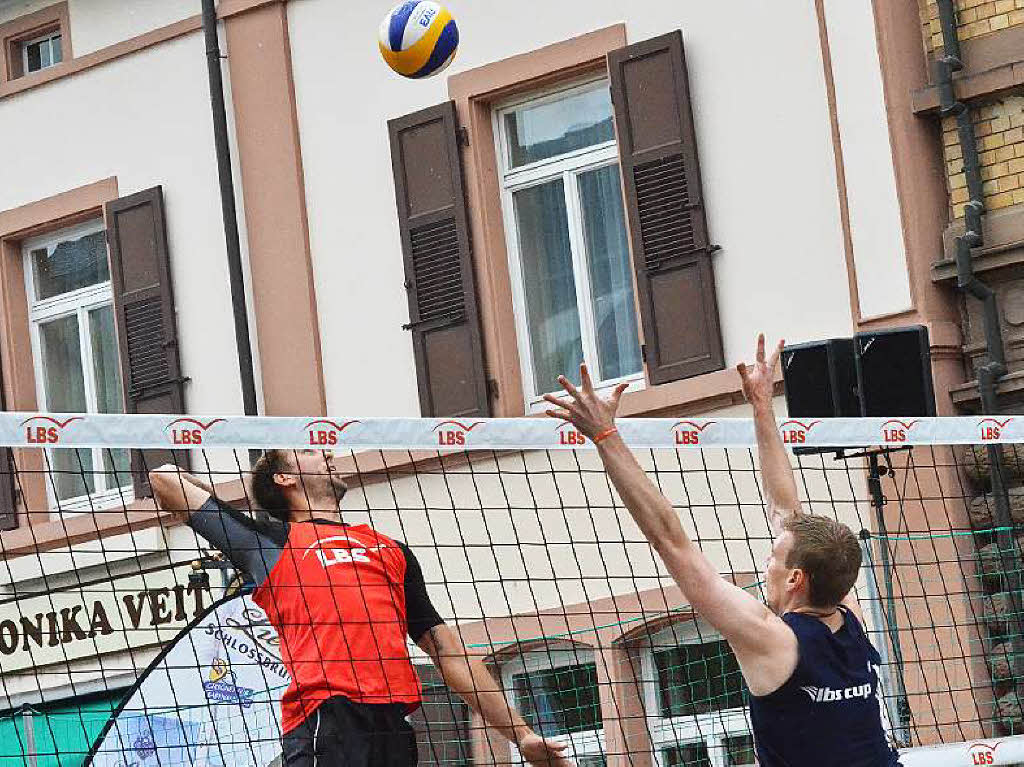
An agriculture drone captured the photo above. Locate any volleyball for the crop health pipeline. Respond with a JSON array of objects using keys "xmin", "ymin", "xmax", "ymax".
[{"xmin": 378, "ymin": 1, "xmax": 459, "ymax": 79}]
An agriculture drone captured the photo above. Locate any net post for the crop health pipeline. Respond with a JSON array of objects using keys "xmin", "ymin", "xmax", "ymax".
[
  {"xmin": 863, "ymin": 451, "xmax": 913, "ymax": 739},
  {"xmin": 860, "ymin": 527, "xmax": 911, "ymax": 747}
]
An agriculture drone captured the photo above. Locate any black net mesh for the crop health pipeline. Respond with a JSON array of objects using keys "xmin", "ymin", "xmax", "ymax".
[{"xmin": 0, "ymin": 440, "xmax": 1021, "ymax": 766}]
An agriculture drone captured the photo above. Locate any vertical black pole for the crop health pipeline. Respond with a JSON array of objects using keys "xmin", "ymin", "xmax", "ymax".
[
  {"xmin": 867, "ymin": 453, "xmax": 912, "ymax": 740},
  {"xmin": 201, "ymin": 0, "xmax": 259, "ymax": 419}
]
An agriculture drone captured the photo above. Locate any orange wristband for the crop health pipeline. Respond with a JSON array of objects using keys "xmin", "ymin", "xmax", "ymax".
[{"xmin": 592, "ymin": 427, "xmax": 619, "ymax": 444}]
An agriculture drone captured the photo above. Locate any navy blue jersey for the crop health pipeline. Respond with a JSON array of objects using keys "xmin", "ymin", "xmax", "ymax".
[{"xmin": 748, "ymin": 606, "xmax": 901, "ymax": 767}]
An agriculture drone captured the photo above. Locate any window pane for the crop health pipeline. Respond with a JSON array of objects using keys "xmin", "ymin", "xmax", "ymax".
[
  {"xmin": 578, "ymin": 164, "xmax": 641, "ymax": 381},
  {"xmin": 513, "ymin": 179, "xmax": 582, "ymax": 395},
  {"xmin": 49, "ymin": 449, "xmax": 95, "ymax": 502},
  {"xmin": 41, "ymin": 314, "xmax": 86, "ymax": 412},
  {"xmin": 663, "ymin": 743, "xmax": 712, "ymax": 767},
  {"xmin": 89, "ymin": 305, "xmax": 123, "ymax": 415},
  {"xmin": 51, "ymin": 35, "xmax": 62, "ymax": 64},
  {"xmin": 512, "ymin": 662, "xmax": 601, "ymax": 737},
  {"xmin": 39, "ymin": 314, "xmax": 94, "ymax": 499},
  {"xmin": 725, "ymin": 734, "xmax": 756, "ymax": 766},
  {"xmin": 410, "ymin": 665, "xmax": 472, "ymax": 767},
  {"xmin": 26, "ymin": 40, "xmax": 42, "ymax": 72},
  {"xmin": 39, "ymin": 39, "xmax": 51, "ymax": 68},
  {"xmin": 655, "ymin": 640, "xmax": 746, "ymax": 717},
  {"xmin": 90, "ymin": 305, "xmax": 130, "ymax": 487},
  {"xmin": 32, "ymin": 230, "xmax": 109, "ymax": 300},
  {"xmin": 577, "ymin": 757, "xmax": 606, "ymax": 767},
  {"xmin": 504, "ymin": 84, "xmax": 614, "ymax": 167}
]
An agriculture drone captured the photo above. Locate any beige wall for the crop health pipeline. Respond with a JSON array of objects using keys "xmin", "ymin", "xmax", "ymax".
[
  {"xmin": 287, "ymin": 0, "xmax": 859, "ymax": 416},
  {"xmin": 0, "ymin": 34, "xmax": 245, "ymax": 416},
  {"xmin": 338, "ymin": 400, "xmax": 868, "ymax": 624},
  {"xmin": 0, "ymin": 0, "xmax": 980, "ymax": 748}
]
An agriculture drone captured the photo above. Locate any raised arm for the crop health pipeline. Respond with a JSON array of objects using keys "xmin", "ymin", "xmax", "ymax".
[
  {"xmin": 738, "ymin": 335, "xmax": 864, "ymax": 619},
  {"xmin": 148, "ymin": 464, "xmax": 285, "ymax": 583},
  {"xmin": 543, "ymin": 366, "xmax": 796, "ymax": 694},
  {"xmin": 737, "ymin": 335, "xmax": 802, "ymax": 533},
  {"xmin": 416, "ymin": 625, "xmax": 571, "ymax": 767},
  {"xmin": 148, "ymin": 464, "xmax": 213, "ymax": 522}
]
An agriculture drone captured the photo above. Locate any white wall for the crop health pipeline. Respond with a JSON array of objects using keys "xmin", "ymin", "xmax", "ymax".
[
  {"xmin": 0, "ymin": 0, "xmax": 57, "ymax": 25},
  {"xmin": 287, "ymin": 0, "xmax": 860, "ymax": 416},
  {"xmin": 0, "ymin": 0, "xmax": 194, "ymax": 55},
  {"xmin": 0, "ymin": 34, "xmax": 244, "ymax": 416},
  {"xmin": 823, "ymin": 0, "xmax": 913, "ymax": 319},
  {"xmin": 337, "ymin": 403, "xmax": 871, "ymax": 627},
  {"xmin": 68, "ymin": 0, "xmax": 195, "ymax": 55}
]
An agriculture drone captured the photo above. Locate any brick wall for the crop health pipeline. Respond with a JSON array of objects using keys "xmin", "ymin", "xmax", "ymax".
[
  {"xmin": 944, "ymin": 97, "xmax": 1024, "ymax": 218},
  {"xmin": 921, "ymin": 0, "xmax": 1024, "ymax": 52}
]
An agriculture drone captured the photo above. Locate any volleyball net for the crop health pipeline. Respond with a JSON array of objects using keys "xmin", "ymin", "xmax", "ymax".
[{"xmin": 0, "ymin": 413, "xmax": 1022, "ymax": 766}]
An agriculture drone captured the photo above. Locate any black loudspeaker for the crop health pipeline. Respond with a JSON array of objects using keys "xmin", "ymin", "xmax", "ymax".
[
  {"xmin": 781, "ymin": 338, "xmax": 859, "ymax": 419},
  {"xmin": 854, "ymin": 325, "xmax": 936, "ymax": 417}
]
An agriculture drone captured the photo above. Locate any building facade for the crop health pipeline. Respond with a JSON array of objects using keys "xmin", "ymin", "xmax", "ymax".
[{"xmin": 0, "ymin": 0, "xmax": 999, "ymax": 764}]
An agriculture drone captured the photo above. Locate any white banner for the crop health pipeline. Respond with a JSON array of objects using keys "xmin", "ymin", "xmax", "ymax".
[
  {"xmin": 900, "ymin": 735, "xmax": 1024, "ymax": 766},
  {"xmin": 86, "ymin": 594, "xmax": 287, "ymax": 767},
  {"xmin": 0, "ymin": 412, "xmax": 1021, "ymax": 449}
]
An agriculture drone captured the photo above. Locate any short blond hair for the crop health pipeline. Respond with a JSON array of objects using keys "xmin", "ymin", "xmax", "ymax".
[{"xmin": 783, "ymin": 515, "xmax": 862, "ymax": 608}]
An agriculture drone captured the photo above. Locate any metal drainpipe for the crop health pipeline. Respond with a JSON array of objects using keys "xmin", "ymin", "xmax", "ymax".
[
  {"xmin": 935, "ymin": 0, "xmax": 1024, "ymax": 721},
  {"xmin": 201, "ymin": 0, "xmax": 259, "ymax": 420},
  {"xmin": 21, "ymin": 705, "xmax": 37, "ymax": 767}
]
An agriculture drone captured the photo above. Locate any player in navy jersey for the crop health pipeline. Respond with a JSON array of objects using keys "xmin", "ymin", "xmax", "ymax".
[
  {"xmin": 149, "ymin": 449, "xmax": 569, "ymax": 767},
  {"xmin": 545, "ymin": 335, "xmax": 902, "ymax": 767}
]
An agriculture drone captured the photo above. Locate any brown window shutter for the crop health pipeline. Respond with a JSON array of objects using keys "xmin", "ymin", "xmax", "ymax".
[
  {"xmin": 0, "ymin": 359, "xmax": 16, "ymax": 531},
  {"xmin": 0, "ymin": 448, "xmax": 16, "ymax": 531},
  {"xmin": 608, "ymin": 31, "xmax": 724, "ymax": 386},
  {"xmin": 104, "ymin": 186, "xmax": 187, "ymax": 497},
  {"xmin": 388, "ymin": 101, "xmax": 490, "ymax": 417}
]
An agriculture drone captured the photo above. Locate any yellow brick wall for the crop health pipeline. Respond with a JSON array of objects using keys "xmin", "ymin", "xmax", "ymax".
[
  {"xmin": 944, "ymin": 97, "xmax": 1024, "ymax": 218},
  {"xmin": 920, "ymin": 0, "xmax": 1024, "ymax": 52}
]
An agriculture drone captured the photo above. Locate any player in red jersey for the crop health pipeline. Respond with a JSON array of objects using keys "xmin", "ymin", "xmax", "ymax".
[{"xmin": 151, "ymin": 449, "xmax": 569, "ymax": 767}]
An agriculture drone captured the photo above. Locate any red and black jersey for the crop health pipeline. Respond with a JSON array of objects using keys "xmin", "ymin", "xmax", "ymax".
[{"xmin": 188, "ymin": 501, "xmax": 443, "ymax": 735}]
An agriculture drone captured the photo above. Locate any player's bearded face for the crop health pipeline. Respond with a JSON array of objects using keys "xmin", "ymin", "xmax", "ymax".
[
  {"xmin": 291, "ymin": 449, "xmax": 348, "ymax": 503},
  {"xmin": 323, "ymin": 451, "xmax": 349, "ymax": 500}
]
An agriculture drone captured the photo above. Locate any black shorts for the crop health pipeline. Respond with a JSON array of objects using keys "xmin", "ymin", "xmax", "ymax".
[{"xmin": 281, "ymin": 696, "xmax": 418, "ymax": 767}]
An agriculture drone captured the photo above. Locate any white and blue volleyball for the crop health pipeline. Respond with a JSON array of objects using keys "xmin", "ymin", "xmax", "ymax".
[{"xmin": 378, "ymin": 1, "xmax": 459, "ymax": 79}]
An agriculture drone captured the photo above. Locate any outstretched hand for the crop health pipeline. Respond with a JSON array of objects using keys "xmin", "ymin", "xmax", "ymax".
[
  {"xmin": 737, "ymin": 333, "xmax": 783, "ymax": 410},
  {"xmin": 517, "ymin": 732, "xmax": 574, "ymax": 766},
  {"xmin": 542, "ymin": 363, "xmax": 628, "ymax": 441}
]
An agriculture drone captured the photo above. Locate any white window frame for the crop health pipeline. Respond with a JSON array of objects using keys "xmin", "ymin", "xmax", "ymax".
[
  {"xmin": 494, "ymin": 77, "xmax": 645, "ymax": 413},
  {"xmin": 23, "ymin": 220, "xmax": 133, "ymax": 513},
  {"xmin": 501, "ymin": 648, "xmax": 606, "ymax": 765},
  {"xmin": 21, "ymin": 30, "xmax": 62, "ymax": 74},
  {"xmin": 639, "ymin": 622, "xmax": 754, "ymax": 767}
]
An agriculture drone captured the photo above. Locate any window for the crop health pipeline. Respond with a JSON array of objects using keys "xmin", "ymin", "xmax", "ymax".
[
  {"xmin": 24, "ymin": 221, "xmax": 131, "ymax": 510},
  {"xmin": 495, "ymin": 79, "xmax": 643, "ymax": 410},
  {"xmin": 655, "ymin": 639, "xmax": 745, "ymax": 718},
  {"xmin": 641, "ymin": 623, "xmax": 754, "ymax": 767},
  {"xmin": 503, "ymin": 649, "xmax": 605, "ymax": 765},
  {"xmin": 21, "ymin": 29, "xmax": 62, "ymax": 74},
  {"xmin": 0, "ymin": 3, "xmax": 70, "ymax": 82},
  {"xmin": 410, "ymin": 664, "xmax": 472, "ymax": 766}
]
